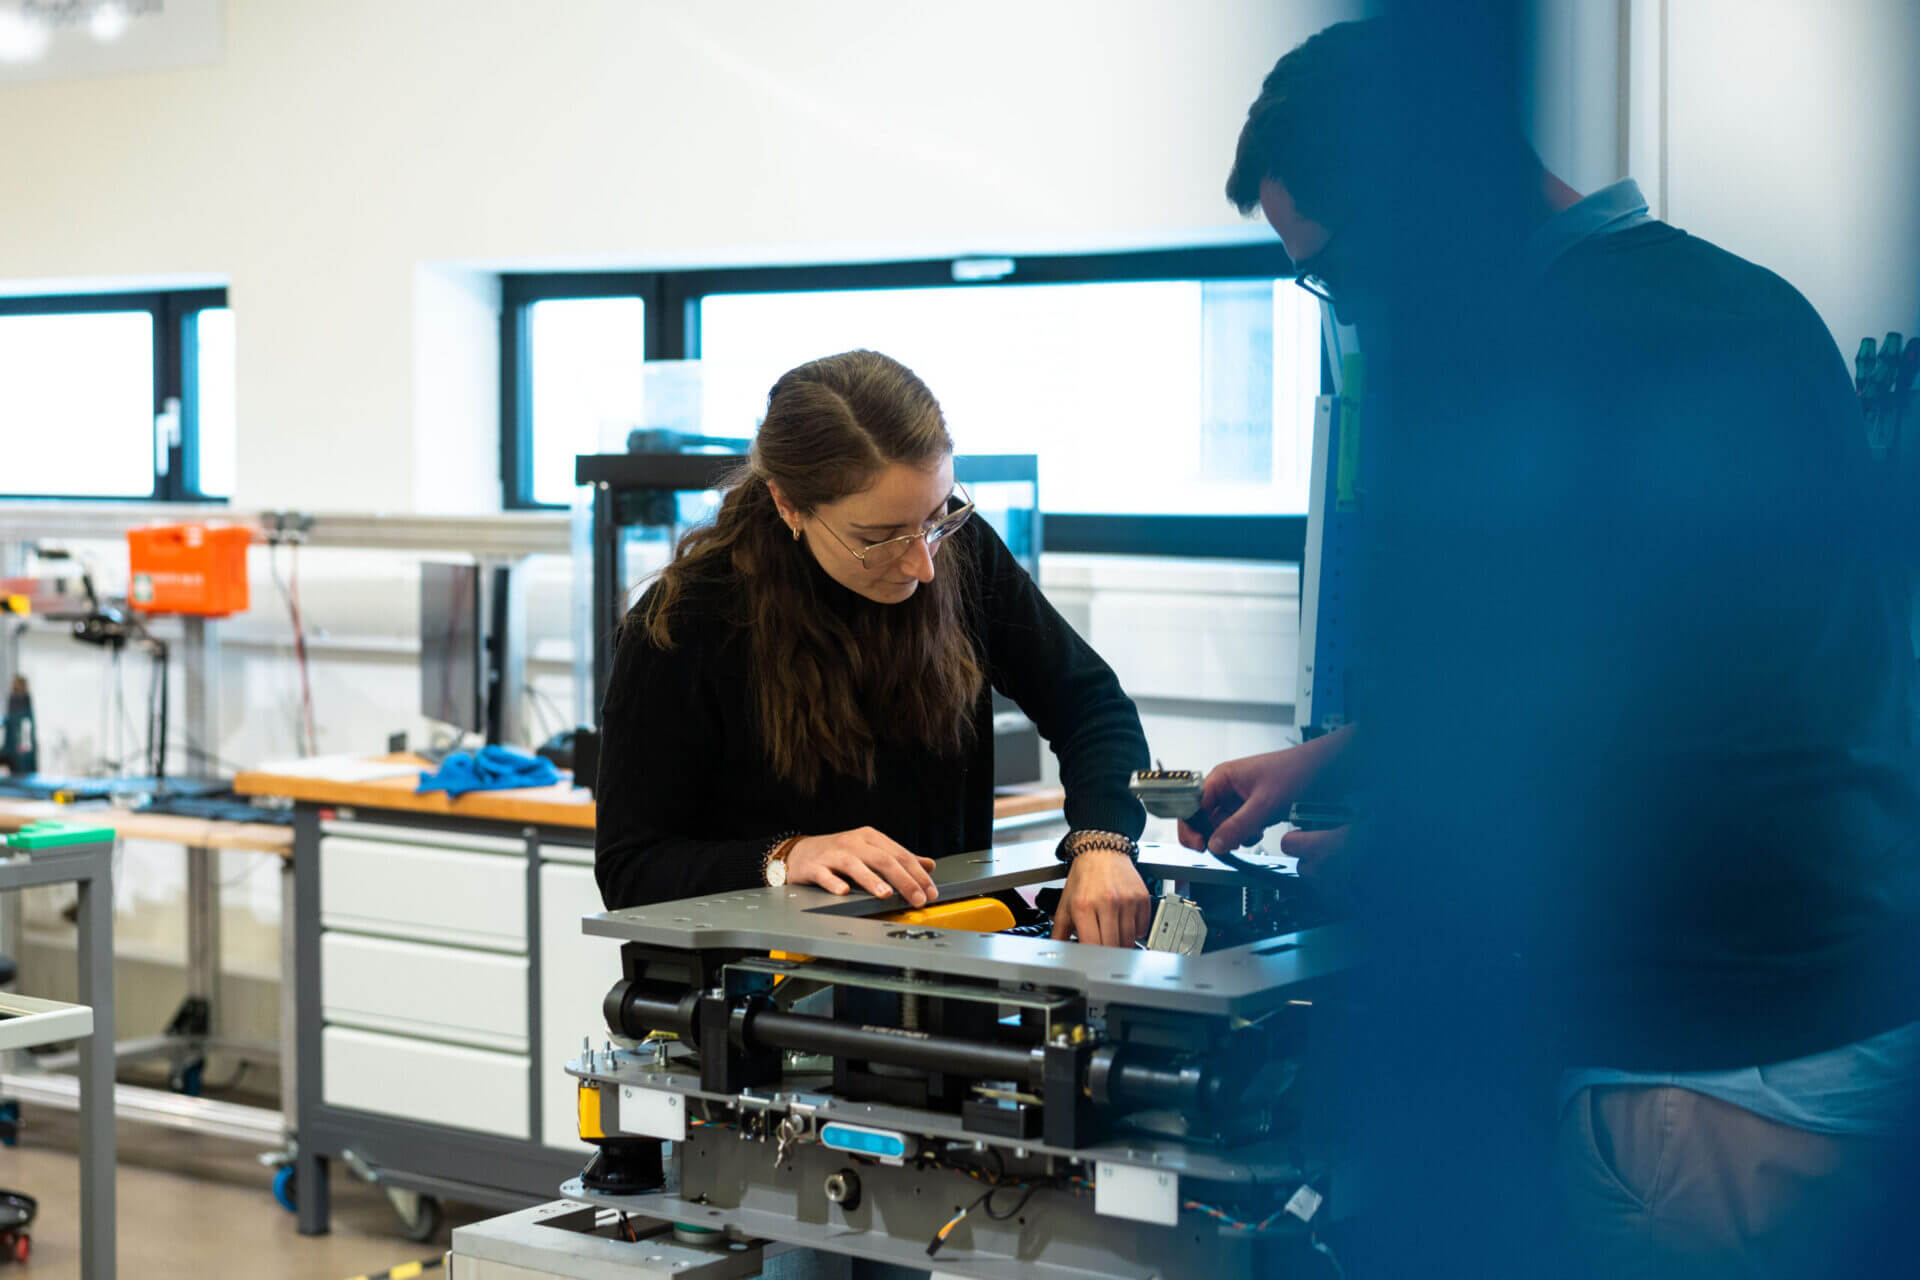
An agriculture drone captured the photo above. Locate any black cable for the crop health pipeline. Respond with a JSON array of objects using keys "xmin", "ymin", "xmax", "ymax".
[
  {"xmin": 527, "ymin": 683, "xmax": 571, "ymax": 733},
  {"xmin": 266, "ymin": 542, "xmax": 315, "ymax": 755},
  {"xmin": 1210, "ymin": 845, "xmax": 1298, "ymax": 885},
  {"xmin": 111, "ymin": 647, "xmax": 125, "ymax": 771},
  {"xmin": 149, "ymin": 641, "xmax": 170, "ymax": 782},
  {"xmin": 935, "ymin": 1141, "xmax": 1006, "ymax": 1185},
  {"xmin": 288, "ymin": 543, "xmax": 317, "ymax": 754},
  {"xmin": 522, "ymin": 687, "xmax": 549, "ymax": 741},
  {"xmin": 982, "ymin": 1180, "xmax": 1043, "ymax": 1221},
  {"xmin": 1181, "ymin": 811, "xmax": 1298, "ymax": 886},
  {"xmin": 163, "ymin": 740, "xmax": 250, "ymax": 775},
  {"xmin": 145, "ymin": 650, "xmax": 162, "ymax": 778}
]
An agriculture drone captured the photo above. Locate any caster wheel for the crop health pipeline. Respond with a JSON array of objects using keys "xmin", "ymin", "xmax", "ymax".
[
  {"xmin": 400, "ymin": 1193, "xmax": 441, "ymax": 1244},
  {"xmin": 168, "ymin": 1059, "xmax": 204, "ymax": 1097},
  {"xmin": 272, "ymin": 1165, "xmax": 298, "ymax": 1213}
]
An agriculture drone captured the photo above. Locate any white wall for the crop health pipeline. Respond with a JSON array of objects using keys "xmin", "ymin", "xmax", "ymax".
[
  {"xmin": 1526, "ymin": 0, "xmax": 1625, "ymax": 196},
  {"xmin": 0, "ymin": 0, "xmax": 1360, "ymax": 512},
  {"xmin": 1662, "ymin": 0, "xmax": 1920, "ymax": 349},
  {"xmin": 1533, "ymin": 0, "xmax": 1919, "ymax": 353}
]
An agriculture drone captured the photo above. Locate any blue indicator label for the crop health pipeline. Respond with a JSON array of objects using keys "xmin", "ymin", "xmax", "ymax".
[{"xmin": 820, "ymin": 1123, "xmax": 908, "ymax": 1159}]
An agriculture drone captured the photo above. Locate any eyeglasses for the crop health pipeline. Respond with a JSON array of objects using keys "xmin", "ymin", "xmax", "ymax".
[
  {"xmin": 1291, "ymin": 233, "xmax": 1341, "ymax": 305},
  {"xmin": 816, "ymin": 484, "xmax": 975, "ymax": 570}
]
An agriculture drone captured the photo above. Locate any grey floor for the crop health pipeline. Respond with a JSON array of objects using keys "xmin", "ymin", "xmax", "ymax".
[{"xmin": 0, "ymin": 1103, "xmax": 493, "ymax": 1279}]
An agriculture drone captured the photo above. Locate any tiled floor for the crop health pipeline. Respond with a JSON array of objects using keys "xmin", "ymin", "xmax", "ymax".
[{"xmin": 0, "ymin": 1104, "xmax": 492, "ymax": 1279}]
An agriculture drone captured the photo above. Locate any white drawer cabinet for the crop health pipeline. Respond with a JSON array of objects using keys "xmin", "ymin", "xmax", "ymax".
[
  {"xmin": 321, "ymin": 932, "xmax": 529, "ymax": 1053},
  {"xmin": 537, "ymin": 860, "xmax": 624, "ymax": 1150},
  {"xmin": 322, "ymin": 1025, "xmax": 530, "ymax": 1139},
  {"xmin": 320, "ymin": 833, "xmax": 527, "ymax": 953}
]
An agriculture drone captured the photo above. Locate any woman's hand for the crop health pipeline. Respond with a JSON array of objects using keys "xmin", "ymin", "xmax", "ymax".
[
  {"xmin": 1052, "ymin": 851, "xmax": 1153, "ymax": 948},
  {"xmin": 787, "ymin": 827, "xmax": 939, "ymax": 907}
]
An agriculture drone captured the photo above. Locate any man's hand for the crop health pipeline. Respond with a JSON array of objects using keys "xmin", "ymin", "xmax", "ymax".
[
  {"xmin": 1280, "ymin": 824, "xmax": 1351, "ymax": 878},
  {"xmin": 1177, "ymin": 725, "xmax": 1355, "ymax": 856},
  {"xmin": 1052, "ymin": 851, "xmax": 1152, "ymax": 948},
  {"xmin": 1176, "ymin": 750, "xmax": 1306, "ymax": 855},
  {"xmin": 787, "ymin": 828, "xmax": 938, "ymax": 907}
]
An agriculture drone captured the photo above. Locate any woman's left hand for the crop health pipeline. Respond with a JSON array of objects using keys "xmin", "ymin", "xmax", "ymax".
[{"xmin": 1052, "ymin": 851, "xmax": 1153, "ymax": 948}]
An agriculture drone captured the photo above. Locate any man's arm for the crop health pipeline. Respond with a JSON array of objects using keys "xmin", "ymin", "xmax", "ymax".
[{"xmin": 1177, "ymin": 723, "xmax": 1358, "ymax": 856}]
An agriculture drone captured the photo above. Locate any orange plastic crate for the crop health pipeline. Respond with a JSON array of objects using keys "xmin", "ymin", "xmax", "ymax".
[{"xmin": 127, "ymin": 524, "xmax": 251, "ymax": 617}]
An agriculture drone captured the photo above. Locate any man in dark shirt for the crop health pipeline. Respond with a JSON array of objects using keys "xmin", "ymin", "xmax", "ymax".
[{"xmin": 1193, "ymin": 16, "xmax": 1920, "ymax": 1278}]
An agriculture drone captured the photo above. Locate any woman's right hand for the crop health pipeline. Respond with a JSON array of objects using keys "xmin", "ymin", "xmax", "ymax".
[{"xmin": 787, "ymin": 827, "xmax": 939, "ymax": 908}]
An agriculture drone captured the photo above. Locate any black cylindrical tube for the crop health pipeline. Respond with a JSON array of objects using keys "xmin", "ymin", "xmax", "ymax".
[
  {"xmin": 606, "ymin": 985, "xmax": 1230, "ymax": 1110},
  {"xmin": 1110, "ymin": 1059, "xmax": 1208, "ymax": 1112},
  {"xmin": 1090, "ymin": 1044, "xmax": 1225, "ymax": 1113},
  {"xmin": 605, "ymin": 980, "xmax": 700, "ymax": 1042},
  {"xmin": 746, "ymin": 1008, "xmax": 1043, "ymax": 1085}
]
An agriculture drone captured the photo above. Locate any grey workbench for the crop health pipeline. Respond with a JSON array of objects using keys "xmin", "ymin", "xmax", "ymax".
[{"xmin": 0, "ymin": 830, "xmax": 116, "ymax": 1280}]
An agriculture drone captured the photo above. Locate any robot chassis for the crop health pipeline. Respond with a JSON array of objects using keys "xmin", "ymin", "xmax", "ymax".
[{"xmin": 450, "ymin": 837, "xmax": 1350, "ymax": 1280}]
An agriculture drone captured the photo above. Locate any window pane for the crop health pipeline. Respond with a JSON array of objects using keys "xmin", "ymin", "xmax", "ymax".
[
  {"xmin": 194, "ymin": 307, "xmax": 237, "ymax": 497},
  {"xmin": 528, "ymin": 297, "xmax": 645, "ymax": 506},
  {"xmin": 697, "ymin": 281, "xmax": 1321, "ymax": 515},
  {"xmin": 0, "ymin": 310, "xmax": 154, "ymax": 497}
]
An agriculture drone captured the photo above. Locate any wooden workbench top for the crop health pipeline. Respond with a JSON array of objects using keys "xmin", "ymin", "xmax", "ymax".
[
  {"xmin": 233, "ymin": 754, "xmax": 596, "ymax": 829},
  {"xmin": 233, "ymin": 756, "xmax": 1066, "ymax": 832},
  {"xmin": 0, "ymin": 797, "xmax": 295, "ymax": 857}
]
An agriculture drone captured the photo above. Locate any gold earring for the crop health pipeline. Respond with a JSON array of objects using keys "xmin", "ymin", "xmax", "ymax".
[{"xmin": 791, "ymin": 523, "xmax": 802, "ymax": 541}]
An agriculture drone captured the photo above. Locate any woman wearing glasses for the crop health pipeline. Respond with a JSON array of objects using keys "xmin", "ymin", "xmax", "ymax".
[{"xmin": 594, "ymin": 349, "xmax": 1154, "ymax": 947}]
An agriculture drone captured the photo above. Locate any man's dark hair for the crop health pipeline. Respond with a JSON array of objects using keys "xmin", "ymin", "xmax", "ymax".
[
  {"xmin": 1225, "ymin": 20, "xmax": 1390, "ymax": 225},
  {"xmin": 1226, "ymin": 17, "xmax": 1545, "ymax": 232}
]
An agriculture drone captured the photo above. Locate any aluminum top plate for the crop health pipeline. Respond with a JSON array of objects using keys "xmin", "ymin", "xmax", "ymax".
[{"xmin": 582, "ymin": 840, "xmax": 1348, "ymax": 1016}]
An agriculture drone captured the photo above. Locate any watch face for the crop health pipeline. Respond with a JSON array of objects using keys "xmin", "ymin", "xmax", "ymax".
[{"xmin": 766, "ymin": 857, "xmax": 788, "ymax": 887}]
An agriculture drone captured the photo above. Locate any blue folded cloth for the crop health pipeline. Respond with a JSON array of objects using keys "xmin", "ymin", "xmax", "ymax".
[{"xmin": 415, "ymin": 745, "xmax": 560, "ymax": 798}]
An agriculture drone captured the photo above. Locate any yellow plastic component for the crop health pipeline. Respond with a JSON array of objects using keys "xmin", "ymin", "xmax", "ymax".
[
  {"xmin": 876, "ymin": 896, "xmax": 1015, "ymax": 933},
  {"xmin": 578, "ymin": 1080, "xmax": 606, "ymax": 1141},
  {"xmin": 766, "ymin": 899, "xmax": 1011, "ymax": 985}
]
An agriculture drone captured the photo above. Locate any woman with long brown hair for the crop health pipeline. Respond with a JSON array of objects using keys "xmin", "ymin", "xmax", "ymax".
[{"xmin": 594, "ymin": 349, "xmax": 1154, "ymax": 946}]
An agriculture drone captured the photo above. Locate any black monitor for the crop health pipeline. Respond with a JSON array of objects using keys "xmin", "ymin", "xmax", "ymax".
[{"xmin": 420, "ymin": 560, "xmax": 486, "ymax": 739}]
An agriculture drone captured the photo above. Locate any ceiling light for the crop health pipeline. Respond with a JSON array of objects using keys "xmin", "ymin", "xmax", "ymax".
[
  {"xmin": 0, "ymin": 10, "xmax": 53, "ymax": 62},
  {"xmin": 90, "ymin": 2, "xmax": 131, "ymax": 42}
]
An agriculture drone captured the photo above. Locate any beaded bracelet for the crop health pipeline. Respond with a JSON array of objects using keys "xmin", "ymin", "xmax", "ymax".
[{"xmin": 1057, "ymin": 829, "xmax": 1138, "ymax": 862}]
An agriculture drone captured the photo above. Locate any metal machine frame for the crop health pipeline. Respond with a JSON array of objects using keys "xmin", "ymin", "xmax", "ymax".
[{"xmin": 452, "ymin": 839, "xmax": 1348, "ymax": 1280}]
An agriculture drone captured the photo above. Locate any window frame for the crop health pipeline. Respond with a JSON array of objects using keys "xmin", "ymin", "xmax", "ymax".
[
  {"xmin": 500, "ymin": 246, "xmax": 1313, "ymax": 560},
  {"xmin": 0, "ymin": 288, "xmax": 230, "ymax": 502}
]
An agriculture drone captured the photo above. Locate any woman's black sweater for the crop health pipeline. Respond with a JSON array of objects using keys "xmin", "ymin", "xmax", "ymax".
[{"xmin": 594, "ymin": 519, "xmax": 1149, "ymax": 910}]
